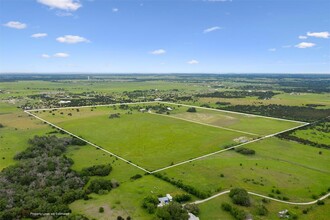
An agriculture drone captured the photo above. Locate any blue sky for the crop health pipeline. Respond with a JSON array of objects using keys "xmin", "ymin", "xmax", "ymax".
[{"xmin": 0, "ymin": 0, "xmax": 329, "ymax": 73}]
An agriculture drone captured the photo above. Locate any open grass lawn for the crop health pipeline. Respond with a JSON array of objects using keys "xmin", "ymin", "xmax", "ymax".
[
  {"xmin": 167, "ymin": 104, "xmax": 303, "ymax": 136},
  {"xmin": 34, "ymin": 105, "xmax": 255, "ymax": 171},
  {"xmin": 70, "ymin": 175, "xmax": 188, "ymax": 220},
  {"xmin": 198, "ymin": 192, "xmax": 330, "ymax": 220},
  {"xmin": 158, "ymin": 138, "xmax": 330, "ymax": 202}
]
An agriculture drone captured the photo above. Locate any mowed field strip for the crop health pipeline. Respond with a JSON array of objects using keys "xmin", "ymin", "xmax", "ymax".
[{"xmin": 25, "ymin": 102, "xmax": 307, "ymax": 172}]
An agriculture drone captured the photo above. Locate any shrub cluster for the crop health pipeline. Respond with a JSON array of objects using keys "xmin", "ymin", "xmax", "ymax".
[
  {"xmin": 235, "ymin": 147, "xmax": 255, "ymax": 155},
  {"xmin": 87, "ymin": 179, "xmax": 113, "ymax": 194},
  {"xmin": 130, "ymin": 174, "xmax": 143, "ymax": 180},
  {"xmin": 156, "ymin": 202, "xmax": 189, "ymax": 220},
  {"xmin": 187, "ymin": 107, "xmax": 197, "ymax": 112},
  {"xmin": 109, "ymin": 113, "xmax": 121, "ymax": 119},
  {"xmin": 142, "ymin": 195, "xmax": 159, "ymax": 214},
  {"xmin": 184, "ymin": 203, "xmax": 199, "ymax": 216},
  {"xmin": 153, "ymin": 173, "xmax": 209, "ymax": 199},
  {"xmin": 82, "ymin": 164, "xmax": 112, "ymax": 176},
  {"xmin": 229, "ymin": 188, "xmax": 251, "ymax": 207},
  {"xmin": 173, "ymin": 194, "xmax": 192, "ymax": 203},
  {"xmin": 221, "ymin": 202, "xmax": 246, "ymax": 220}
]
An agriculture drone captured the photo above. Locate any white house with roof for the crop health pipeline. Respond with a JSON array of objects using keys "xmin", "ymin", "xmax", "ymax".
[{"xmin": 157, "ymin": 194, "xmax": 173, "ymax": 207}]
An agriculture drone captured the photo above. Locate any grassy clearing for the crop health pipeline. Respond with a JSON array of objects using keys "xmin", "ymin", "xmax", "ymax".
[
  {"xmin": 34, "ymin": 106, "xmax": 253, "ymax": 171},
  {"xmin": 168, "ymin": 105, "xmax": 302, "ymax": 136},
  {"xmin": 0, "ymin": 112, "xmax": 56, "ymax": 170},
  {"xmin": 291, "ymin": 126, "xmax": 330, "ymax": 146},
  {"xmin": 70, "ymin": 175, "xmax": 188, "ymax": 220},
  {"xmin": 158, "ymin": 138, "xmax": 330, "ymax": 201},
  {"xmin": 66, "ymin": 144, "xmax": 145, "ymax": 183},
  {"xmin": 197, "ymin": 192, "xmax": 330, "ymax": 220}
]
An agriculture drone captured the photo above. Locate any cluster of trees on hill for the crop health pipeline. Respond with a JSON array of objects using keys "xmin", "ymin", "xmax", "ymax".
[
  {"xmin": 197, "ymin": 91, "xmax": 278, "ymax": 100},
  {"xmin": 0, "ymin": 135, "xmax": 116, "ymax": 219},
  {"xmin": 0, "ymin": 136, "xmax": 88, "ymax": 219},
  {"xmin": 220, "ymin": 104, "xmax": 330, "ymax": 122}
]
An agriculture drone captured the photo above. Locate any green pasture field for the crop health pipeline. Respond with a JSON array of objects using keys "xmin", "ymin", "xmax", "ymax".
[
  {"xmin": 70, "ymin": 175, "xmax": 188, "ymax": 220},
  {"xmin": 197, "ymin": 192, "xmax": 330, "ymax": 220},
  {"xmin": 0, "ymin": 102, "xmax": 20, "ymax": 114},
  {"xmin": 165, "ymin": 103, "xmax": 303, "ymax": 136},
  {"xmin": 157, "ymin": 137, "xmax": 330, "ymax": 202},
  {"xmin": 245, "ymin": 138, "xmax": 330, "ymax": 172},
  {"xmin": 0, "ymin": 80, "xmax": 205, "ymax": 98},
  {"xmin": 196, "ymin": 92, "xmax": 330, "ymax": 109},
  {"xmin": 33, "ymin": 104, "xmax": 255, "ymax": 171}
]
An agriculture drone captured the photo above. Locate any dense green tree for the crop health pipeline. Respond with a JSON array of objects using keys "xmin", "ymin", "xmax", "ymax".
[
  {"xmin": 156, "ymin": 202, "xmax": 189, "ymax": 220},
  {"xmin": 87, "ymin": 179, "xmax": 112, "ymax": 194},
  {"xmin": 184, "ymin": 203, "xmax": 199, "ymax": 215},
  {"xmin": 0, "ymin": 136, "xmax": 87, "ymax": 219},
  {"xmin": 81, "ymin": 164, "xmax": 112, "ymax": 176},
  {"xmin": 142, "ymin": 195, "xmax": 159, "ymax": 214},
  {"xmin": 187, "ymin": 107, "xmax": 197, "ymax": 113},
  {"xmin": 229, "ymin": 188, "xmax": 251, "ymax": 207}
]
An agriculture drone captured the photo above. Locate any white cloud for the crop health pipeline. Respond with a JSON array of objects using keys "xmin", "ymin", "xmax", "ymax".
[
  {"xmin": 150, "ymin": 49, "xmax": 166, "ymax": 55},
  {"xmin": 54, "ymin": 52, "xmax": 69, "ymax": 57},
  {"xmin": 268, "ymin": 48, "xmax": 276, "ymax": 52},
  {"xmin": 31, "ymin": 33, "xmax": 48, "ymax": 38},
  {"xmin": 41, "ymin": 54, "xmax": 50, "ymax": 58},
  {"xmin": 295, "ymin": 42, "xmax": 316, "ymax": 49},
  {"xmin": 112, "ymin": 8, "xmax": 119, "ymax": 12},
  {"xmin": 307, "ymin": 31, "xmax": 330, "ymax": 39},
  {"xmin": 203, "ymin": 26, "xmax": 221, "ymax": 33},
  {"xmin": 3, "ymin": 21, "xmax": 27, "ymax": 29},
  {"xmin": 37, "ymin": 0, "xmax": 81, "ymax": 11},
  {"xmin": 56, "ymin": 35, "xmax": 90, "ymax": 44},
  {"xmin": 298, "ymin": 35, "xmax": 307, "ymax": 39},
  {"xmin": 187, "ymin": 59, "xmax": 199, "ymax": 64}
]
